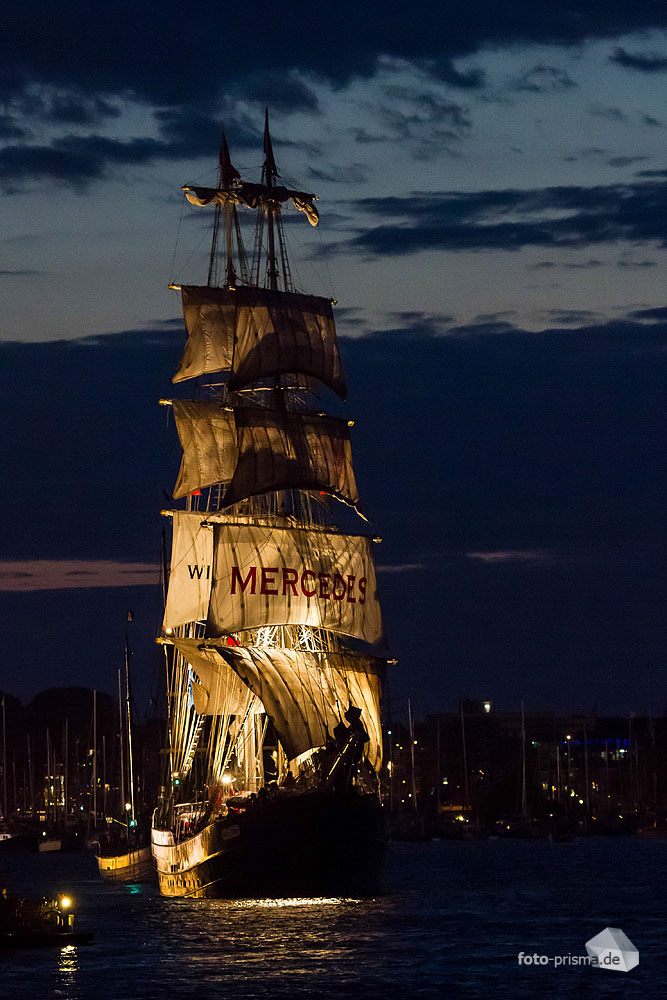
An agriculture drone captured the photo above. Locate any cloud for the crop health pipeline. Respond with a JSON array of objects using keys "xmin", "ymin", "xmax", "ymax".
[
  {"xmin": 338, "ymin": 176, "xmax": 667, "ymax": 256},
  {"xmin": 589, "ymin": 104, "xmax": 627, "ymax": 121},
  {"xmin": 626, "ymin": 306, "xmax": 667, "ymax": 322},
  {"xmin": 539, "ymin": 308, "xmax": 603, "ymax": 325},
  {"xmin": 0, "ymin": 269, "xmax": 45, "ymax": 276},
  {"xmin": 526, "ymin": 259, "xmax": 603, "ymax": 271},
  {"xmin": 307, "ymin": 163, "xmax": 370, "ymax": 185},
  {"xmin": 611, "ymin": 46, "xmax": 667, "ymax": 72},
  {"xmin": 421, "ymin": 59, "xmax": 486, "ymax": 90},
  {"xmin": 0, "ymin": 114, "xmax": 27, "ymax": 139},
  {"xmin": 616, "ymin": 258, "xmax": 656, "ymax": 268},
  {"xmin": 4, "ymin": 2, "xmax": 667, "ymax": 112},
  {"xmin": 607, "ymin": 155, "xmax": 649, "ymax": 168},
  {"xmin": 512, "ymin": 64, "xmax": 576, "ymax": 93},
  {"xmin": 642, "ymin": 114, "xmax": 666, "ymax": 128},
  {"xmin": 0, "ymin": 104, "xmax": 320, "ymax": 190},
  {"xmin": 0, "ymin": 560, "xmax": 160, "ymax": 592},
  {"xmin": 376, "ymin": 563, "xmax": 426, "ymax": 573},
  {"xmin": 231, "ymin": 70, "xmax": 319, "ymax": 113},
  {"xmin": 466, "ymin": 549, "xmax": 557, "ymax": 565}
]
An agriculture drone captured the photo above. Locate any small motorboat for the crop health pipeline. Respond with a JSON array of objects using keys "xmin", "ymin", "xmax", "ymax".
[{"xmin": 0, "ymin": 890, "xmax": 93, "ymax": 948}]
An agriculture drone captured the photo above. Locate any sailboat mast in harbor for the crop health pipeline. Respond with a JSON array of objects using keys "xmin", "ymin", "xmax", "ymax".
[{"xmin": 151, "ymin": 113, "xmax": 389, "ymax": 898}]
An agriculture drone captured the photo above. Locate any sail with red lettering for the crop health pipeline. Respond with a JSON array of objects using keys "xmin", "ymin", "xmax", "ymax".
[{"xmin": 152, "ymin": 116, "xmax": 390, "ymax": 899}]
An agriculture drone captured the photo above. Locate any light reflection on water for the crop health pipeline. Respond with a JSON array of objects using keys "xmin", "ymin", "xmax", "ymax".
[
  {"xmin": 0, "ymin": 840, "xmax": 662, "ymax": 999},
  {"xmin": 236, "ymin": 896, "xmax": 360, "ymax": 908},
  {"xmin": 56, "ymin": 944, "xmax": 79, "ymax": 997}
]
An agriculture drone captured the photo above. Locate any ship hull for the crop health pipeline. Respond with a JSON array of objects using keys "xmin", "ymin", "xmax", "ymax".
[
  {"xmin": 152, "ymin": 791, "xmax": 386, "ymax": 898},
  {"xmin": 96, "ymin": 845, "xmax": 154, "ymax": 883}
]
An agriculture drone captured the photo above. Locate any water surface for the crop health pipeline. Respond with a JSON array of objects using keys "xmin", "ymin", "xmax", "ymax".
[{"xmin": 1, "ymin": 838, "xmax": 662, "ymax": 998}]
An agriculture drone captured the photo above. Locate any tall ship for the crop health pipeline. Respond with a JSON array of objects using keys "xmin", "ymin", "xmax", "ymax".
[{"xmin": 151, "ymin": 113, "xmax": 389, "ymax": 898}]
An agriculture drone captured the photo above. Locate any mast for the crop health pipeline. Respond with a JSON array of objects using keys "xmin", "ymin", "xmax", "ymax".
[
  {"xmin": 93, "ymin": 689, "xmax": 97, "ymax": 827},
  {"xmin": 45, "ymin": 726, "xmax": 50, "ymax": 822},
  {"xmin": 520, "ymin": 700, "xmax": 527, "ymax": 819},
  {"xmin": 408, "ymin": 699, "xmax": 418, "ymax": 813},
  {"xmin": 125, "ymin": 635, "xmax": 136, "ymax": 825},
  {"xmin": 262, "ymin": 109, "xmax": 279, "ymax": 291},
  {"xmin": 64, "ymin": 718, "xmax": 68, "ymax": 824},
  {"xmin": 460, "ymin": 702, "xmax": 470, "ymax": 812},
  {"xmin": 118, "ymin": 668, "xmax": 125, "ymax": 817},
  {"xmin": 102, "ymin": 735, "xmax": 107, "ymax": 820},
  {"xmin": 207, "ymin": 127, "xmax": 241, "ymax": 289},
  {"xmin": 27, "ymin": 733, "xmax": 33, "ymax": 818},
  {"xmin": 1, "ymin": 694, "xmax": 6, "ymax": 819}
]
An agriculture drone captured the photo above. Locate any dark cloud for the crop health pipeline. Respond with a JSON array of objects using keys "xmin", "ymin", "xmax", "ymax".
[
  {"xmin": 14, "ymin": 90, "xmax": 122, "ymax": 126},
  {"xmin": 540, "ymin": 308, "xmax": 603, "ymax": 324},
  {"xmin": 307, "ymin": 163, "xmax": 370, "ymax": 185},
  {"xmin": 606, "ymin": 155, "xmax": 649, "ymax": 168},
  {"xmin": 340, "ymin": 176, "xmax": 667, "ymax": 256},
  {"xmin": 0, "ymin": 142, "xmax": 105, "ymax": 187},
  {"xmin": 616, "ymin": 258, "xmax": 656, "ymax": 268},
  {"xmin": 0, "ymin": 114, "xmax": 27, "ymax": 139},
  {"xmin": 0, "ymin": 106, "xmax": 320, "ymax": 190},
  {"xmin": 526, "ymin": 259, "xmax": 603, "ymax": 271},
  {"xmin": 0, "ymin": 269, "xmax": 44, "ymax": 276},
  {"xmin": 589, "ymin": 105, "xmax": 627, "ymax": 121},
  {"xmin": 4, "ymin": 2, "xmax": 667, "ymax": 110},
  {"xmin": 512, "ymin": 64, "xmax": 577, "ymax": 93},
  {"xmin": 2, "ymin": 311, "xmax": 667, "ymax": 712},
  {"xmin": 372, "ymin": 89, "xmax": 471, "ymax": 154},
  {"xmin": 420, "ymin": 59, "xmax": 486, "ymax": 89},
  {"xmin": 611, "ymin": 46, "xmax": 667, "ymax": 72},
  {"xmin": 642, "ymin": 114, "xmax": 666, "ymax": 128},
  {"xmin": 627, "ymin": 306, "xmax": 667, "ymax": 322},
  {"xmin": 232, "ymin": 71, "xmax": 319, "ymax": 113}
]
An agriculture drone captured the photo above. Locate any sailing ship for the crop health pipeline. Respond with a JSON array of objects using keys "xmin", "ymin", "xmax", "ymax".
[
  {"xmin": 96, "ymin": 636, "xmax": 153, "ymax": 883},
  {"xmin": 150, "ymin": 113, "xmax": 389, "ymax": 898}
]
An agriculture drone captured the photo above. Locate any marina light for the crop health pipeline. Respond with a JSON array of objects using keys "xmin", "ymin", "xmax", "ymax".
[
  {"xmin": 222, "ymin": 775, "xmax": 234, "ymax": 785},
  {"xmin": 125, "ymin": 802, "xmax": 132, "ymax": 811},
  {"xmin": 59, "ymin": 896, "xmax": 72, "ymax": 909},
  {"xmin": 483, "ymin": 701, "xmax": 492, "ymax": 714}
]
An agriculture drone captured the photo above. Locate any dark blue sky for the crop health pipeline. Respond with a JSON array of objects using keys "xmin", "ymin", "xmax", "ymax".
[{"xmin": 1, "ymin": 2, "xmax": 667, "ymax": 717}]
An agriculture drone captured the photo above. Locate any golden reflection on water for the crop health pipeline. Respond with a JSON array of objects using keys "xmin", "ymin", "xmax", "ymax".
[
  {"xmin": 57, "ymin": 944, "xmax": 79, "ymax": 994},
  {"xmin": 236, "ymin": 897, "xmax": 361, "ymax": 908}
]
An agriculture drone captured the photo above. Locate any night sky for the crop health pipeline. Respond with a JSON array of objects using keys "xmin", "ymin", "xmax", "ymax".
[{"xmin": 1, "ymin": 3, "xmax": 667, "ymax": 718}]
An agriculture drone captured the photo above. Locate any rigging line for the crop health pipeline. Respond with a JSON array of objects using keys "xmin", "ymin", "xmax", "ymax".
[{"xmin": 169, "ymin": 196, "xmax": 186, "ymax": 288}]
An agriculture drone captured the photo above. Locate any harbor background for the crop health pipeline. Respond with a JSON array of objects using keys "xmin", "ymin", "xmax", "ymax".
[{"xmin": 1, "ymin": 838, "xmax": 661, "ymax": 998}]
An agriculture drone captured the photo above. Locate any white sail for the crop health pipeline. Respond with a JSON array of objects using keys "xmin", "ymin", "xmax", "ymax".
[
  {"xmin": 208, "ymin": 524, "xmax": 383, "ymax": 645},
  {"xmin": 173, "ymin": 286, "xmax": 346, "ymax": 399},
  {"xmin": 172, "ymin": 400, "xmax": 237, "ymax": 500},
  {"xmin": 203, "ymin": 645, "xmax": 383, "ymax": 768},
  {"xmin": 170, "ymin": 637, "xmax": 258, "ymax": 716},
  {"xmin": 171, "ymin": 401, "xmax": 359, "ymax": 506},
  {"xmin": 163, "ymin": 512, "xmax": 214, "ymax": 629}
]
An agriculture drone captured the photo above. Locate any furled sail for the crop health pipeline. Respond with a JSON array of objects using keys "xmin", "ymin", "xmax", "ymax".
[
  {"xmin": 208, "ymin": 524, "xmax": 383, "ymax": 645},
  {"xmin": 163, "ymin": 512, "xmax": 214, "ymax": 629},
  {"xmin": 172, "ymin": 401, "xmax": 237, "ymax": 500},
  {"xmin": 170, "ymin": 637, "xmax": 258, "ymax": 717},
  {"xmin": 183, "ymin": 183, "xmax": 319, "ymax": 226},
  {"xmin": 212, "ymin": 645, "xmax": 384, "ymax": 767},
  {"xmin": 173, "ymin": 286, "xmax": 346, "ymax": 399}
]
